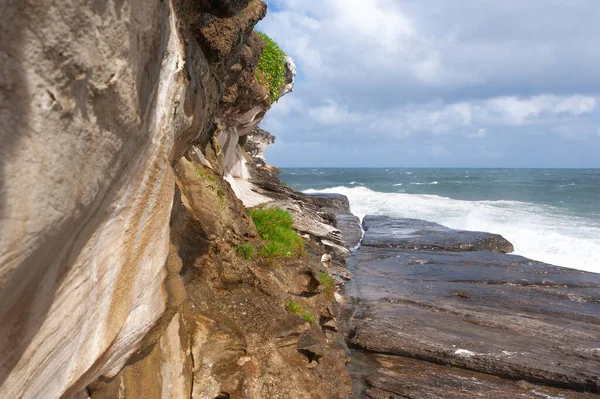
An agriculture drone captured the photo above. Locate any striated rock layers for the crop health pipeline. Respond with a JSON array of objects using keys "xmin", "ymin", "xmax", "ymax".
[
  {"xmin": 0, "ymin": 1, "xmax": 351, "ymax": 398},
  {"xmin": 344, "ymin": 216, "xmax": 600, "ymax": 398}
]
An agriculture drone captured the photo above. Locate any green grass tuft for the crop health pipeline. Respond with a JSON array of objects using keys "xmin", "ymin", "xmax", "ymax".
[
  {"xmin": 285, "ymin": 299, "xmax": 315, "ymax": 324},
  {"xmin": 236, "ymin": 243, "xmax": 255, "ymax": 260},
  {"xmin": 255, "ymin": 31, "xmax": 287, "ymax": 103},
  {"xmin": 249, "ymin": 207, "xmax": 304, "ymax": 259},
  {"xmin": 319, "ymin": 271, "xmax": 336, "ymax": 301},
  {"xmin": 302, "ymin": 312, "xmax": 315, "ymax": 324},
  {"xmin": 285, "ymin": 299, "xmax": 303, "ymax": 315}
]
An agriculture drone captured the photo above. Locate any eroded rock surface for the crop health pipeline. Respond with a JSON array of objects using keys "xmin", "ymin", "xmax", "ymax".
[
  {"xmin": 362, "ymin": 215, "xmax": 514, "ymax": 253},
  {"xmin": 353, "ymin": 352, "xmax": 600, "ymax": 399},
  {"xmin": 345, "ymin": 216, "xmax": 600, "ymax": 397},
  {"xmin": 0, "ymin": 0, "xmax": 352, "ymax": 398},
  {"xmin": 306, "ymin": 194, "xmax": 362, "ymax": 249}
]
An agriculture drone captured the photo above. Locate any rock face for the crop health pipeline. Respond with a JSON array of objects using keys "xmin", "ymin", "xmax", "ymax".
[
  {"xmin": 0, "ymin": 1, "xmax": 351, "ymax": 398},
  {"xmin": 362, "ymin": 215, "xmax": 514, "ymax": 253},
  {"xmin": 352, "ymin": 352, "xmax": 600, "ymax": 399},
  {"xmin": 1, "ymin": 2, "xmax": 187, "ymax": 397},
  {"xmin": 305, "ymin": 194, "xmax": 362, "ymax": 249},
  {"xmin": 345, "ymin": 216, "xmax": 600, "ymax": 398},
  {"xmin": 245, "ymin": 128, "xmax": 275, "ymax": 162}
]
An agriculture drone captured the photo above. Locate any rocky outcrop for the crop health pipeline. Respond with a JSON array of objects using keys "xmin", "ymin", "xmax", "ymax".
[
  {"xmin": 344, "ymin": 216, "xmax": 600, "ymax": 397},
  {"xmin": 352, "ymin": 352, "xmax": 600, "ymax": 399},
  {"xmin": 0, "ymin": 1, "xmax": 349, "ymax": 398},
  {"xmin": 305, "ymin": 194, "xmax": 362, "ymax": 249},
  {"xmin": 88, "ymin": 158, "xmax": 352, "ymax": 398},
  {"xmin": 1, "ymin": 2, "xmax": 188, "ymax": 397},
  {"xmin": 245, "ymin": 128, "xmax": 275, "ymax": 163},
  {"xmin": 361, "ymin": 215, "xmax": 514, "ymax": 253},
  {"xmin": 279, "ymin": 55, "xmax": 297, "ymax": 97}
]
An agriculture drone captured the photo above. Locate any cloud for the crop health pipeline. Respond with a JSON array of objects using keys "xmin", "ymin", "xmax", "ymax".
[
  {"xmin": 258, "ymin": 1, "xmax": 600, "ymax": 167},
  {"xmin": 469, "ymin": 128, "xmax": 487, "ymax": 139},
  {"xmin": 307, "ymin": 101, "xmax": 361, "ymax": 125}
]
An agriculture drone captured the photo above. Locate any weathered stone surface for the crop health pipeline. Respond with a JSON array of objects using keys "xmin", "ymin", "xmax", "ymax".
[
  {"xmin": 89, "ymin": 313, "xmax": 192, "ymax": 399},
  {"xmin": 345, "ymin": 216, "xmax": 600, "ymax": 395},
  {"xmin": 245, "ymin": 128, "xmax": 275, "ymax": 162},
  {"xmin": 0, "ymin": 0, "xmax": 324, "ymax": 398},
  {"xmin": 0, "ymin": 2, "xmax": 188, "ymax": 397},
  {"xmin": 85, "ymin": 155, "xmax": 353, "ymax": 399},
  {"xmin": 362, "ymin": 215, "xmax": 514, "ymax": 253},
  {"xmin": 0, "ymin": 0, "xmax": 354, "ymax": 396},
  {"xmin": 198, "ymin": 0, "xmax": 253, "ymax": 18},
  {"xmin": 352, "ymin": 351, "xmax": 600, "ymax": 399},
  {"xmin": 333, "ymin": 214, "xmax": 362, "ymax": 249},
  {"xmin": 279, "ymin": 55, "xmax": 297, "ymax": 97},
  {"xmin": 305, "ymin": 194, "xmax": 362, "ymax": 249},
  {"xmin": 305, "ymin": 193, "xmax": 351, "ymax": 213}
]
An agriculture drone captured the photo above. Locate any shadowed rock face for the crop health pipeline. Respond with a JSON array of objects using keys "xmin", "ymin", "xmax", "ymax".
[{"xmin": 345, "ymin": 216, "xmax": 600, "ymax": 397}]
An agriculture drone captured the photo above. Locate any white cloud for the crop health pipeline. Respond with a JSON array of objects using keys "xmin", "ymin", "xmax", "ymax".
[
  {"xmin": 258, "ymin": 1, "xmax": 600, "ymax": 166},
  {"xmin": 483, "ymin": 95, "xmax": 598, "ymax": 125},
  {"xmin": 307, "ymin": 101, "xmax": 361, "ymax": 125}
]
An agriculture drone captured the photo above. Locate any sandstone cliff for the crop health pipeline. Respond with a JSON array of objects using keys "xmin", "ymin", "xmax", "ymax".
[{"xmin": 0, "ymin": 1, "xmax": 349, "ymax": 398}]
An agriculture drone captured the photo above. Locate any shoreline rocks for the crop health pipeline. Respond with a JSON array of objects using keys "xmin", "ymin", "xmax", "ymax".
[
  {"xmin": 361, "ymin": 215, "xmax": 514, "ymax": 253},
  {"xmin": 342, "ymin": 215, "xmax": 600, "ymax": 398}
]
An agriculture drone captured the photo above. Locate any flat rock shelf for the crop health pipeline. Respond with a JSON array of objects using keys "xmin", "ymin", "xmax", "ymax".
[{"xmin": 344, "ymin": 215, "xmax": 600, "ymax": 398}]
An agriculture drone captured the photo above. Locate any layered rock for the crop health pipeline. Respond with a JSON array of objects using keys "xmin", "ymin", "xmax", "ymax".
[
  {"xmin": 305, "ymin": 194, "xmax": 362, "ymax": 249},
  {"xmin": 361, "ymin": 215, "xmax": 514, "ymax": 253},
  {"xmin": 88, "ymin": 158, "xmax": 352, "ymax": 398},
  {"xmin": 344, "ymin": 216, "xmax": 600, "ymax": 397},
  {"xmin": 0, "ymin": 1, "xmax": 351, "ymax": 398},
  {"xmin": 1, "ymin": 2, "xmax": 187, "ymax": 397}
]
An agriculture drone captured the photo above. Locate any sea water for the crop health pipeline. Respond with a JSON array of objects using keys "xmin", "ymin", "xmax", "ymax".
[{"xmin": 280, "ymin": 168, "xmax": 600, "ymax": 273}]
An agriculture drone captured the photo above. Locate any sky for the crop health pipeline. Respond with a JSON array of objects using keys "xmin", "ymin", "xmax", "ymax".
[{"xmin": 256, "ymin": 0, "xmax": 600, "ymax": 168}]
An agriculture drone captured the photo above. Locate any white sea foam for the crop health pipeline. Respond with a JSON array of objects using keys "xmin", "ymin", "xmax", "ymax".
[
  {"xmin": 393, "ymin": 183, "xmax": 403, "ymax": 186},
  {"xmin": 304, "ymin": 186, "xmax": 600, "ymax": 273}
]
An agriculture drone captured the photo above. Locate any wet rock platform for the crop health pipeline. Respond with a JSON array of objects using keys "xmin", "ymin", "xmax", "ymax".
[{"xmin": 345, "ymin": 216, "xmax": 600, "ymax": 398}]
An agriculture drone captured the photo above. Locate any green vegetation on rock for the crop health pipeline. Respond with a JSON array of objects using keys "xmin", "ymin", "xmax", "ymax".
[
  {"xmin": 255, "ymin": 31, "xmax": 287, "ymax": 103},
  {"xmin": 236, "ymin": 243, "xmax": 255, "ymax": 260},
  {"xmin": 285, "ymin": 299, "xmax": 315, "ymax": 324},
  {"xmin": 249, "ymin": 207, "xmax": 304, "ymax": 259},
  {"xmin": 319, "ymin": 271, "xmax": 336, "ymax": 301},
  {"xmin": 196, "ymin": 167, "xmax": 226, "ymax": 209}
]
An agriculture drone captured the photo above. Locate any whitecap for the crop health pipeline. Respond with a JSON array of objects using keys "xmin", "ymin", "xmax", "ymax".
[{"xmin": 393, "ymin": 183, "xmax": 402, "ymax": 186}]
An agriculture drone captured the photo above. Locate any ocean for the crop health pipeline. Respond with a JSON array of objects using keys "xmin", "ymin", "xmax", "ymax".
[{"xmin": 279, "ymin": 168, "xmax": 600, "ymax": 273}]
